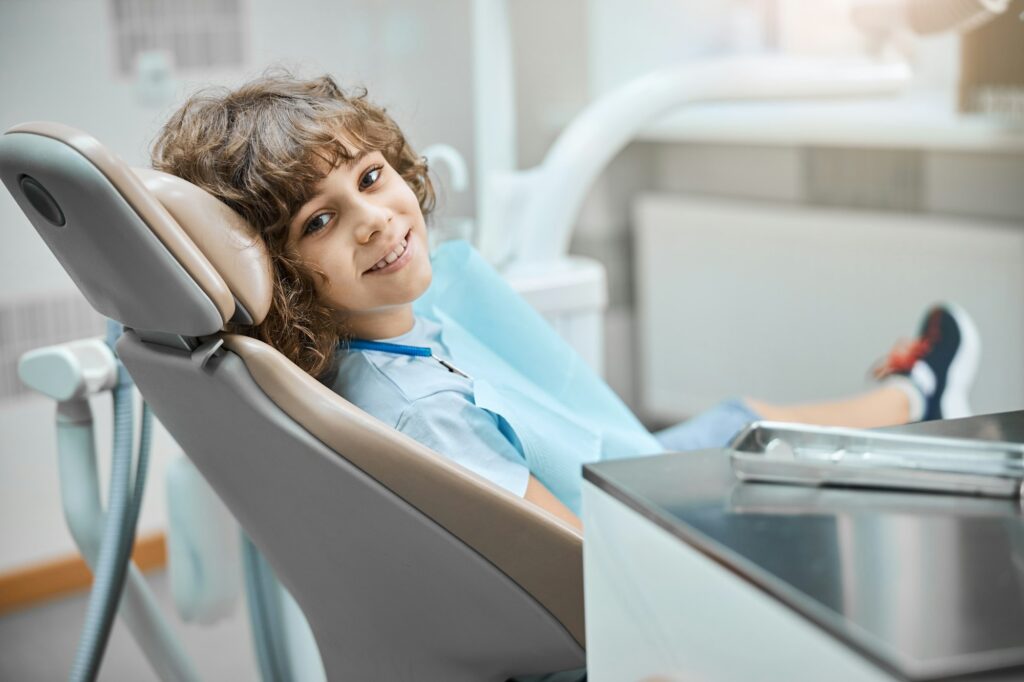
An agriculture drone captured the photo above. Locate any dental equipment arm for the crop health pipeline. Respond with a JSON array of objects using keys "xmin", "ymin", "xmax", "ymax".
[
  {"xmin": 422, "ymin": 144, "xmax": 469, "ymax": 192},
  {"xmin": 18, "ymin": 339, "xmax": 200, "ymax": 682},
  {"xmin": 421, "ymin": 144, "xmax": 475, "ymax": 246},
  {"xmin": 484, "ymin": 57, "xmax": 911, "ymax": 269},
  {"xmin": 852, "ymin": 0, "xmax": 1015, "ymax": 36}
]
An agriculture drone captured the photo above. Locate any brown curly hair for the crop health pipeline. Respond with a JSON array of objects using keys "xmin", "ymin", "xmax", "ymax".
[{"xmin": 151, "ymin": 70, "xmax": 435, "ymax": 378}]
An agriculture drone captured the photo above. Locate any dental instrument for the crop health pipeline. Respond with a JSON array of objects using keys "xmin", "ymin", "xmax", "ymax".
[{"xmin": 730, "ymin": 421, "xmax": 1024, "ymax": 497}]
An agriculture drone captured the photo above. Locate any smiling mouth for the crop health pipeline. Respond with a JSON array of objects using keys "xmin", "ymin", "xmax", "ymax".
[{"xmin": 365, "ymin": 229, "xmax": 413, "ymax": 275}]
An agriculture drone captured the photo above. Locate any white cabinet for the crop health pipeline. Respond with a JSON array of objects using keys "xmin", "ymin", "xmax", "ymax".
[{"xmin": 582, "ymin": 480, "xmax": 895, "ymax": 682}]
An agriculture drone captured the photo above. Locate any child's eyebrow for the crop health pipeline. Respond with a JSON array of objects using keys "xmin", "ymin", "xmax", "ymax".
[
  {"xmin": 303, "ymin": 149, "xmax": 374, "ymax": 201},
  {"xmin": 343, "ymin": 149, "xmax": 371, "ymax": 167}
]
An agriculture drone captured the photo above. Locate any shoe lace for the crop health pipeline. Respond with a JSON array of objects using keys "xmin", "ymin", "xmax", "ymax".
[{"xmin": 872, "ymin": 310, "xmax": 943, "ymax": 379}]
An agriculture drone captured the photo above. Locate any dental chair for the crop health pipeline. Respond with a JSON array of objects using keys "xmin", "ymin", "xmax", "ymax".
[{"xmin": 0, "ymin": 122, "xmax": 586, "ymax": 681}]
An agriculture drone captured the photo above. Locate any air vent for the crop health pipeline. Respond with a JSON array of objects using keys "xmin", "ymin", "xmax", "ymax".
[{"xmin": 110, "ymin": 0, "xmax": 245, "ymax": 75}]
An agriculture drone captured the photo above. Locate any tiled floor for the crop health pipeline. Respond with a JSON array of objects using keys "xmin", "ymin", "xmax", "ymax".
[{"xmin": 0, "ymin": 569, "xmax": 261, "ymax": 681}]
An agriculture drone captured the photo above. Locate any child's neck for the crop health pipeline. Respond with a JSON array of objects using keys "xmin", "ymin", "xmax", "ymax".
[{"xmin": 344, "ymin": 304, "xmax": 416, "ymax": 340}]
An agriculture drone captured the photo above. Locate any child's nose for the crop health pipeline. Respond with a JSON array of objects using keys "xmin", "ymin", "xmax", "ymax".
[{"xmin": 353, "ymin": 203, "xmax": 392, "ymax": 244}]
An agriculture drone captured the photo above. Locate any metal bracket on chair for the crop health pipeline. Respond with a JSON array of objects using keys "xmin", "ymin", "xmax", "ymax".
[
  {"xmin": 191, "ymin": 338, "xmax": 225, "ymax": 371},
  {"xmin": 135, "ymin": 329, "xmax": 200, "ymax": 352}
]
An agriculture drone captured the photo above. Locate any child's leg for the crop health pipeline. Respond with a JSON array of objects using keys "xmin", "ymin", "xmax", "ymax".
[
  {"xmin": 653, "ymin": 387, "xmax": 909, "ymax": 453},
  {"xmin": 655, "ymin": 399, "xmax": 762, "ymax": 452},
  {"xmin": 750, "ymin": 303, "xmax": 980, "ymax": 427},
  {"xmin": 655, "ymin": 303, "xmax": 980, "ymax": 452},
  {"xmin": 745, "ymin": 385, "xmax": 911, "ymax": 429}
]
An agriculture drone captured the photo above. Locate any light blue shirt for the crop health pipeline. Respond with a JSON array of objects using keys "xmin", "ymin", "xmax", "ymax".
[
  {"xmin": 324, "ymin": 241, "xmax": 664, "ymax": 516},
  {"xmin": 329, "ymin": 316, "xmax": 532, "ymax": 498}
]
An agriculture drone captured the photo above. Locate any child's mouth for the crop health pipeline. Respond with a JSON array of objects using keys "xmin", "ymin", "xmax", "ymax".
[{"xmin": 365, "ymin": 229, "xmax": 414, "ymax": 275}]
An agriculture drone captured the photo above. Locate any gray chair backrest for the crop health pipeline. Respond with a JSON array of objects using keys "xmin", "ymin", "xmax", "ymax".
[{"xmin": 0, "ymin": 123, "xmax": 585, "ymax": 681}]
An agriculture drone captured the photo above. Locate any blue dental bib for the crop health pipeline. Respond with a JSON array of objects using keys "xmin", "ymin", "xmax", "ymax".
[{"xmin": 414, "ymin": 241, "xmax": 662, "ymax": 514}]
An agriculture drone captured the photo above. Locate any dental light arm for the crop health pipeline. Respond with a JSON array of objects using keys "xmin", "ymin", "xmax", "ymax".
[
  {"xmin": 852, "ymin": 0, "xmax": 1015, "ymax": 36},
  {"xmin": 907, "ymin": 0, "xmax": 1014, "ymax": 33},
  {"xmin": 422, "ymin": 144, "xmax": 469, "ymax": 192},
  {"xmin": 496, "ymin": 57, "xmax": 911, "ymax": 268}
]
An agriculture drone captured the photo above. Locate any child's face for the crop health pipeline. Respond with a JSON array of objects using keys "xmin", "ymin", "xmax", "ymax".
[{"xmin": 286, "ymin": 148, "xmax": 432, "ymax": 335}]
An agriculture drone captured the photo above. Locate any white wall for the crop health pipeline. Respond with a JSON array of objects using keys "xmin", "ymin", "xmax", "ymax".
[{"xmin": 0, "ymin": 0, "xmax": 476, "ymax": 573}]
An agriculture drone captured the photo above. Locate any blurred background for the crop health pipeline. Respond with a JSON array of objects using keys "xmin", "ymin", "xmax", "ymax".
[{"xmin": 1, "ymin": 0, "xmax": 1022, "ymax": 677}]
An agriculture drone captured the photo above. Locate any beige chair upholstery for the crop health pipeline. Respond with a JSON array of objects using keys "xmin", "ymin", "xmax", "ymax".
[{"xmin": 0, "ymin": 123, "xmax": 586, "ymax": 681}]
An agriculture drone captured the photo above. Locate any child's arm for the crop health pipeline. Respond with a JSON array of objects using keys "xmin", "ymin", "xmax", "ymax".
[
  {"xmin": 393, "ymin": 392, "xmax": 582, "ymax": 532},
  {"xmin": 525, "ymin": 475, "xmax": 582, "ymax": 533}
]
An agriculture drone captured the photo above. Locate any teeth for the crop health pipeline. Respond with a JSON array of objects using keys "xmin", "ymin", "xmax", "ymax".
[{"xmin": 371, "ymin": 238, "xmax": 408, "ymax": 271}]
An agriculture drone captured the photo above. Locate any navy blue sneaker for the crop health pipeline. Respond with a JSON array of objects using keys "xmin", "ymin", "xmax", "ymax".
[{"xmin": 873, "ymin": 304, "xmax": 981, "ymax": 421}]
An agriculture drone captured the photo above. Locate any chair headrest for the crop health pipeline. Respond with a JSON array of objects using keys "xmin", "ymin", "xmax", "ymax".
[
  {"xmin": 133, "ymin": 168, "xmax": 272, "ymax": 327},
  {"xmin": 0, "ymin": 122, "xmax": 272, "ymax": 335}
]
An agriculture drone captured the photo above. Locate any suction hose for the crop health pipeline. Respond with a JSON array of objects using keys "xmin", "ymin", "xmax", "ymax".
[
  {"xmin": 68, "ymin": 320, "xmax": 153, "ymax": 682},
  {"xmin": 242, "ymin": 535, "xmax": 295, "ymax": 682}
]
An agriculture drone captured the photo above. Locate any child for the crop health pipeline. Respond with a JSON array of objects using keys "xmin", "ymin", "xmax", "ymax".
[{"xmin": 151, "ymin": 72, "xmax": 980, "ymax": 531}]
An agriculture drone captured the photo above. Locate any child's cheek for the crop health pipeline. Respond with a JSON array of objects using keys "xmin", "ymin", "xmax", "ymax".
[{"xmin": 415, "ymin": 261, "xmax": 433, "ymax": 296}]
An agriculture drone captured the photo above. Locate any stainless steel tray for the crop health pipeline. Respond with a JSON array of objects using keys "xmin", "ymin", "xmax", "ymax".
[{"xmin": 729, "ymin": 421, "xmax": 1024, "ymax": 498}]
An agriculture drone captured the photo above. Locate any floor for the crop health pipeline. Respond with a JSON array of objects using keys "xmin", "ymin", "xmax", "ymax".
[{"xmin": 0, "ymin": 569, "xmax": 261, "ymax": 681}]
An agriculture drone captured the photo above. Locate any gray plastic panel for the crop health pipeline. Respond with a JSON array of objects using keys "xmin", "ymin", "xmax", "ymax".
[
  {"xmin": 0, "ymin": 132, "xmax": 224, "ymax": 336},
  {"xmin": 117, "ymin": 332, "xmax": 585, "ymax": 681}
]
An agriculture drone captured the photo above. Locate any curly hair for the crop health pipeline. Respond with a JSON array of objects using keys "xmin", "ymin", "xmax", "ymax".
[{"xmin": 151, "ymin": 70, "xmax": 435, "ymax": 378}]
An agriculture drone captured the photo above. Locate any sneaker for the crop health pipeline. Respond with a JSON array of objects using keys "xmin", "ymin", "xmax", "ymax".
[{"xmin": 872, "ymin": 303, "xmax": 981, "ymax": 421}]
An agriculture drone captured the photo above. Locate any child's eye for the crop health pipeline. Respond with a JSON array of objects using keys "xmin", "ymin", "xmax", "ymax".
[
  {"xmin": 359, "ymin": 165, "xmax": 383, "ymax": 191},
  {"xmin": 304, "ymin": 212, "xmax": 333, "ymax": 236}
]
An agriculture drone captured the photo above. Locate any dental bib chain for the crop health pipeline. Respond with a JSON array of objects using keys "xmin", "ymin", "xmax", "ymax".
[{"xmin": 345, "ymin": 339, "xmax": 472, "ymax": 379}]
